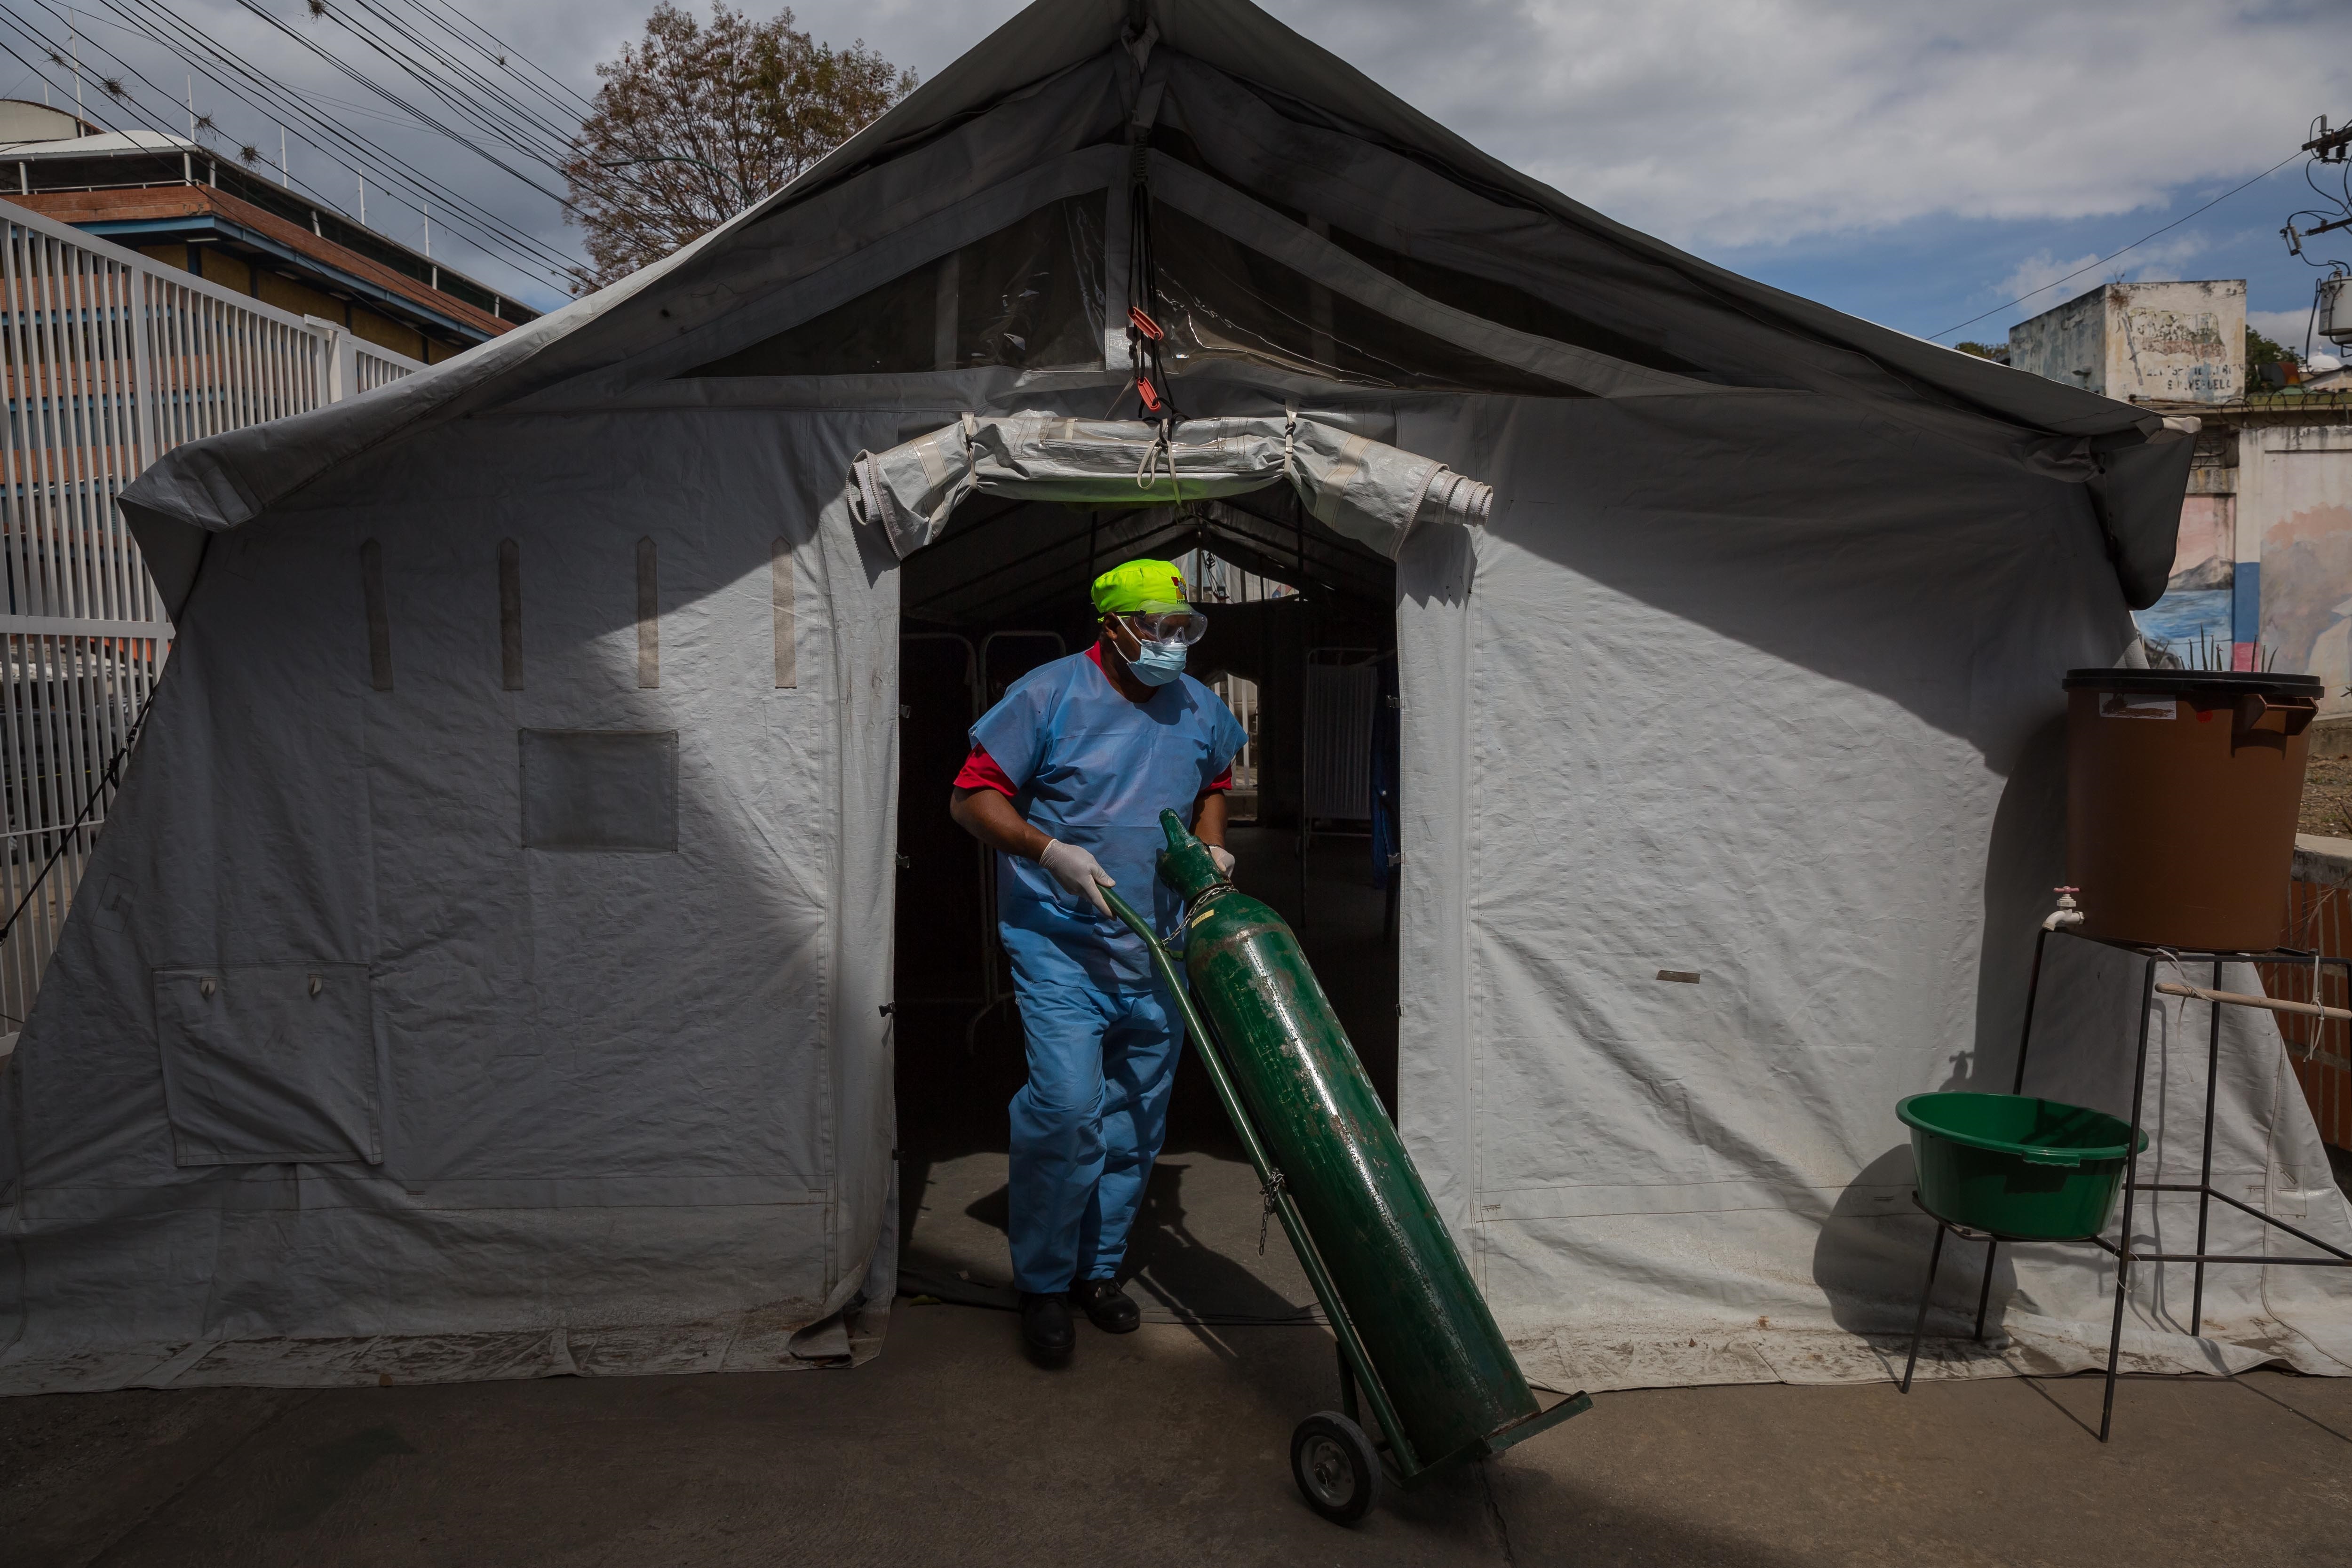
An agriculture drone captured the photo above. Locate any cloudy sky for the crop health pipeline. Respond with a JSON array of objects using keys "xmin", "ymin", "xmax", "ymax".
[{"xmin": 12, "ymin": 0, "xmax": 2346, "ymax": 356}]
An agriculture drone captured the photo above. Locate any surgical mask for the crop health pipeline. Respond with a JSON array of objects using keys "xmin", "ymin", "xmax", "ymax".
[{"xmin": 1127, "ymin": 637, "xmax": 1189, "ymax": 686}]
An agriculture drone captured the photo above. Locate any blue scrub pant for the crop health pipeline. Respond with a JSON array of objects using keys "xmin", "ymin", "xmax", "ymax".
[{"xmin": 1006, "ymin": 975, "xmax": 1184, "ymax": 1294}]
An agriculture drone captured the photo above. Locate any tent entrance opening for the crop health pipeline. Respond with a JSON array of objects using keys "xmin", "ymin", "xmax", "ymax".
[{"xmin": 889, "ymin": 492, "xmax": 1399, "ymax": 1321}]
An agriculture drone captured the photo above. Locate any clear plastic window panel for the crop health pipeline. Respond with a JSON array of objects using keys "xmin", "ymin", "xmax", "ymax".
[
  {"xmin": 1144, "ymin": 203, "xmax": 1578, "ymax": 397},
  {"xmin": 687, "ymin": 196, "xmax": 1105, "ymax": 377},
  {"xmin": 1319, "ymin": 225, "xmax": 1707, "ymax": 378}
]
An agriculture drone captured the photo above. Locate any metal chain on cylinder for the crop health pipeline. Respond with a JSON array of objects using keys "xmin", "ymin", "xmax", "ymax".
[{"xmin": 1259, "ymin": 1169, "xmax": 1286, "ymax": 1255}]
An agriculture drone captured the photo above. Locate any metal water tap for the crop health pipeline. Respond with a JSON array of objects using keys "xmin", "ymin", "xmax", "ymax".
[{"xmin": 2042, "ymin": 887, "xmax": 2086, "ymax": 931}]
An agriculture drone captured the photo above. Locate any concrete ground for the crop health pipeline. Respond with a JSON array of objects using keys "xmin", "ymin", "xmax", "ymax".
[{"xmin": 3, "ymin": 1306, "xmax": 2348, "ymax": 1567}]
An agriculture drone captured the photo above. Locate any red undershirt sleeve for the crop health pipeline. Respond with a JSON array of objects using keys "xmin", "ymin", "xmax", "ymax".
[{"xmin": 953, "ymin": 745, "xmax": 1019, "ymax": 799}]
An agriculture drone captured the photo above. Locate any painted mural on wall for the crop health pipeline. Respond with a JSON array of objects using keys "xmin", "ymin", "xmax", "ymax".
[
  {"xmin": 2131, "ymin": 491, "xmax": 2233, "ymax": 653},
  {"xmin": 2120, "ymin": 306, "xmax": 2236, "ymax": 402},
  {"xmin": 2258, "ymin": 423, "xmax": 2352, "ymax": 709},
  {"xmin": 2265, "ymin": 506, "xmax": 2352, "ymax": 693},
  {"xmin": 2129, "ymin": 424, "xmax": 2352, "ymax": 704}
]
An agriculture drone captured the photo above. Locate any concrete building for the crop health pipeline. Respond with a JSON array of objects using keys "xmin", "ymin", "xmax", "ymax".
[
  {"xmin": 0, "ymin": 103, "xmax": 537, "ymax": 363},
  {"xmin": 0, "ymin": 97, "xmax": 95, "ymax": 143},
  {"xmin": 2007, "ymin": 279, "xmax": 2247, "ymax": 404},
  {"xmin": 2010, "ymin": 282, "xmax": 2352, "ymax": 704}
]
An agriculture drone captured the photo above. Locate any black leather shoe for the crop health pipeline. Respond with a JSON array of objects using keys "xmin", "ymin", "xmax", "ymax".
[
  {"xmin": 1069, "ymin": 1278, "xmax": 1140, "ymax": 1334},
  {"xmin": 1019, "ymin": 1291, "xmax": 1075, "ymax": 1361}
]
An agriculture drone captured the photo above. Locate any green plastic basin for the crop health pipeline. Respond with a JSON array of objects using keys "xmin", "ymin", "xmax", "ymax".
[{"xmin": 1896, "ymin": 1092, "xmax": 2148, "ymax": 1241}]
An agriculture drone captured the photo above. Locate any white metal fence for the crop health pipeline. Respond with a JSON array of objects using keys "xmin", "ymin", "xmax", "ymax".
[{"xmin": 0, "ymin": 199, "xmax": 423, "ymax": 1031}]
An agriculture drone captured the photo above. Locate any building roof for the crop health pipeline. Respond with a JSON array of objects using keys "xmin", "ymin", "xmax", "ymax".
[
  {"xmin": 0, "ymin": 130, "xmax": 538, "ymax": 344},
  {"xmin": 0, "ymin": 127, "xmax": 189, "ymax": 158},
  {"xmin": 10, "ymin": 183, "xmax": 514, "ymax": 342},
  {"xmin": 0, "ymin": 97, "xmax": 96, "ymax": 143}
]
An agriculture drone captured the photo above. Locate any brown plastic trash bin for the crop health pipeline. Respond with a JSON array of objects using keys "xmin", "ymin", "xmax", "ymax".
[{"xmin": 2064, "ymin": 669, "xmax": 2320, "ymax": 952}]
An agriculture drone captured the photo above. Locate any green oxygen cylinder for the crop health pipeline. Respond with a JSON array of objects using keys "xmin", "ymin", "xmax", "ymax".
[{"xmin": 1154, "ymin": 812, "xmax": 1542, "ymax": 1467}]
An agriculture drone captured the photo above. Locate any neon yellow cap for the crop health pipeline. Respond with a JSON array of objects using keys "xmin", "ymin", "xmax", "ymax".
[{"xmin": 1090, "ymin": 558, "xmax": 1191, "ymax": 614}]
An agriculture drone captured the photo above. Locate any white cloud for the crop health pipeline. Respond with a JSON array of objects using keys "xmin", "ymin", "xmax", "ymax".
[
  {"xmin": 2249, "ymin": 306, "xmax": 2326, "ymax": 351},
  {"xmin": 1986, "ymin": 233, "xmax": 2236, "ymax": 325},
  {"xmin": 2112, "ymin": 232, "xmax": 2220, "ymax": 283},
  {"xmin": 1255, "ymin": 0, "xmax": 2340, "ymax": 249},
  {"xmin": 1994, "ymin": 250, "xmax": 2106, "ymax": 310}
]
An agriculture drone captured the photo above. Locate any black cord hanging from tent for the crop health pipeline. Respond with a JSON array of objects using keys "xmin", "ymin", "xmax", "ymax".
[{"xmin": 1125, "ymin": 139, "xmax": 1179, "ymax": 426}]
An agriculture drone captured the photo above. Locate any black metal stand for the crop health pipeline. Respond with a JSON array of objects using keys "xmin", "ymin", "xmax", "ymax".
[
  {"xmin": 1899, "ymin": 927, "xmax": 2352, "ymax": 1441},
  {"xmin": 1898, "ymin": 1206, "xmax": 2012, "ymax": 1392}
]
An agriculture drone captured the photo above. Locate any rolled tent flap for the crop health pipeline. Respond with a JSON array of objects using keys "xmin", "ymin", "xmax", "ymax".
[{"xmin": 850, "ymin": 410, "xmax": 1493, "ymax": 560}]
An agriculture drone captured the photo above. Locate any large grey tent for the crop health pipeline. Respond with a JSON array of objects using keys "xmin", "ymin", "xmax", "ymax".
[{"xmin": 4, "ymin": 0, "xmax": 2348, "ymax": 1393}]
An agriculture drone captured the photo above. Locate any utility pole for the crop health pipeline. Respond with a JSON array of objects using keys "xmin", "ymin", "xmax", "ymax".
[
  {"xmin": 2278, "ymin": 113, "xmax": 2352, "ymax": 364},
  {"xmin": 67, "ymin": 8, "xmax": 81, "ymax": 120},
  {"xmin": 186, "ymin": 78, "xmax": 195, "ymax": 142},
  {"xmin": 2281, "ymin": 116, "xmax": 2352, "ymax": 255},
  {"xmin": 422, "ymin": 198, "xmax": 430, "ymax": 259},
  {"xmin": 358, "ymin": 173, "xmax": 366, "ymax": 226},
  {"xmin": 279, "ymin": 127, "xmax": 288, "ymax": 188}
]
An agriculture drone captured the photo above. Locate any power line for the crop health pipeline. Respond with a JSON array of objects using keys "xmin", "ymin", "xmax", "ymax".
[
  {"xmin": 401, "ymin": 0, "xmax": 594, "ymax": 117},
  {"xmin": 8, "ymin": 0, "xmax": 630, "ymax": 300},
  {"xmin": 275, "ymin": 0, "xmax": 714, "ymax": 239},
  {"xmin": 0, "ymin": 26, "xmax": 124, "ymax": 133},
  {"xmin": 302, "ymin": 0, "xmax": 577, "ymax": 174},
  {"xmin": 1936, "ymin": 150, "xmax": 2308, "ymax": 338},
  {"xmin": 82, "ymin": 0, "xmax": 583, "ymax": 286},
  {"xmin": 302, "ymin": 0, "xmax": 655, "ymax": 226},
  {"xmin": 225, "ymin": 0, "xmax": 571, "ymax": 207},
  {"xmin": 67, "ymin": 0, "xmax": 582, "ymax": 281},
  {"xmin": 64, "ymin": 0, "xmax": 557, "ymax": 263},
  {"xmin": 324, "ymin": 0, "xmax": 579, "ymax": 165}
]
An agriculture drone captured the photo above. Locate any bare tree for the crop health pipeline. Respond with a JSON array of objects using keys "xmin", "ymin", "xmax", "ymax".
[{"xmin": 563, "ymin": 3, "xmax": 913, "ymax": 291}]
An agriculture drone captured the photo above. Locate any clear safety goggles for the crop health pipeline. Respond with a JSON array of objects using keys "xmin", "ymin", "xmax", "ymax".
[{"xmin": 1115, "ymin": 606, "xmax": 1209, "ymax": 645}]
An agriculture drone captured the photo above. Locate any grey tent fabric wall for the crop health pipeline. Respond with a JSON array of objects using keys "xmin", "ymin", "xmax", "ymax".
[
  {"xmin": 1391, "ymin": 391, "xmax": 2352, "ymax": 1390},
  {"xmin": 0, "ymin": 410, "xmax": 905, "ymax": 1390}
]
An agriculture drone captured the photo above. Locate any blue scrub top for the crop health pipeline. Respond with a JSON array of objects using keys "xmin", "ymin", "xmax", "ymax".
[{"xmin": 971, "ymin": 649, "xmax": 1247, "ymax": 990}]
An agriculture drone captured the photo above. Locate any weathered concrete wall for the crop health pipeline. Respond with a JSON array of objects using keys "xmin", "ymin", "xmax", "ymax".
[
  {"xmin": 2252, "ymin": 422, "xmax": 2352, "ymax": 714},
  {"xmin": 2007, "ymin": 291, "xmax": 2106, "ymax": 394},
  {"xmin": 2009, "ymin": 280, "xmax": 2245, "ymax": 403}
]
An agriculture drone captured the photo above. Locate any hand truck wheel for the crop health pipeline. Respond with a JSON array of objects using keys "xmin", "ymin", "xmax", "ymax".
[{"xmin": 1290, "ymin": 1410, "xmax": 1379, "ymax": 1523}]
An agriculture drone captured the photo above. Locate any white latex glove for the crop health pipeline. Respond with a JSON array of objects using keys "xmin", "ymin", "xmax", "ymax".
[
  {"xmin": 1038, "ymin": 839, "xmax": 1115, "ymax": 916},
  {"xmin": 1208, "ymin": 844, "xmax": 1236, "ymax": 879}
]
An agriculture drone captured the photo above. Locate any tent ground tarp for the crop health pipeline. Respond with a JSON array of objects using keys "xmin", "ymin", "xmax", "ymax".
[{"xmin": 3, "ymin": 0, "xmax": 2344, "ymax": 1393}]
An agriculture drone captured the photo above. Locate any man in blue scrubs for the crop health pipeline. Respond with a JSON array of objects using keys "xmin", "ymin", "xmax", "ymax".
[{"xmin": 949, "ymin": 558, "xmax": 1248, "ymax": 1361}]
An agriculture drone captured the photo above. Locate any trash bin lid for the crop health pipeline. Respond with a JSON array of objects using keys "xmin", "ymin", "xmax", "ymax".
[{"xmin": 2063, "ymin": 668, "xmax": 2322, "ymax": 699}]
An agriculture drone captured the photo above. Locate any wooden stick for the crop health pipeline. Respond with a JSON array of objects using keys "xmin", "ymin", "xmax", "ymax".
[{"xmin": 2153, "ymin": 980, "xmax": 2352, "ymax": 1024}]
